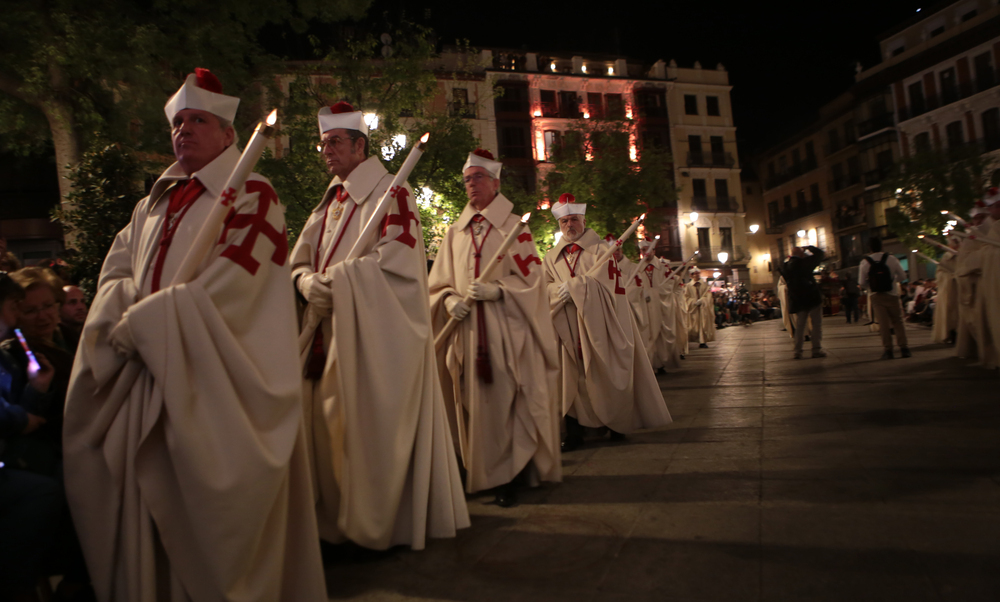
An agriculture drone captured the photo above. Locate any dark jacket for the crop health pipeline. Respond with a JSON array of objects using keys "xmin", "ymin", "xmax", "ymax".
[
  {"xmin": 779, "ymin": 246, "xmax": 825, "ymax": 314},
  {"xmin": 0, "ymin": 340, "xmax": 62, "ymax": 475}
]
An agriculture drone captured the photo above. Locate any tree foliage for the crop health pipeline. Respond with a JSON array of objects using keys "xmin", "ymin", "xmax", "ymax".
[
  {"xmin": 883, "ymin": 146, "xmax": 995, "ymax": 253},
  {"xmin": 533, "ymin": 120, "xmax": 677, "ymax": 257},
  {"xmin": 0, "ymin": 0, "xmax": 371, "ymax": 199},
  {"xmin": 256, "ymin": 25, "xmax": 482, "ymax": 252},
  {"xmin": 52, "ymin": 141, "xmax": 150, "ymax": 296}
]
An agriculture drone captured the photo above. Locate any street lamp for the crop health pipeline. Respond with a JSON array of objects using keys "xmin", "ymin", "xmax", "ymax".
[
  {"xmin": 690, "ymin": 212, "xmax": 699, "ymax": 223},
  {"xmin": 797, "ymin": 229, "xmax": 806, "ymax": 239},
  {"xmin": 749, "ymin": 224, "xmax": 759, "ymax": 234},
  {"xmin": 717, "ymin": 251, "xmax": 728, "ymax": 264}
]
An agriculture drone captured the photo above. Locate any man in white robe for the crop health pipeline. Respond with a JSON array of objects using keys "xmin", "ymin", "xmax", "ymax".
[
  {"xmin": 931, "ymin": 238, "xmax": 960, "ymax": 345},
  {"xmin": 543, "ymin": 195, "xmax": 672, "ymax": 451},
  {"xmin": 614, "ymin": 235, "xmax": 650, "ymax": 350},
  {"xmin": 656, "ymin": 258, "xmax": 683, "ymax": 369},
  {"xmin": 633, "ymin": 240, "xmax": 673, "ymax": 370},
  {"xmin": 63, "ymin": 69, "xmax": 327, "ymax": 602},
  {"xmin": 684, "ymin": 267, "xmax": 715, "ymax": 348},
  {"xmin": 290, "ymin": 103, "xmax": 469, "ymax": 551},
  {"xmin": 428, "ymin": 149, "xmax": 561, "ymax": 507},
  {"xmin": 955, "ymin": 205, "xmax": 992, "ymax": 364},
  {"xmin": 965, "ymin": 190, "xmax": 1000, "ymax": 369}
]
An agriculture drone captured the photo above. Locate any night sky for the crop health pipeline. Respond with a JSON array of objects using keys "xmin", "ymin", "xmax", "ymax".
[{"xmin": 378, "ymin": 0, "xmax": 928, "ymax": 156}]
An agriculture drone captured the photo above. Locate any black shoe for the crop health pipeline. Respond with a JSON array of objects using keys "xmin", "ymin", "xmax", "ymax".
[
  {"xmin": 494, "ymin": 482, "xmax": 517, "ymax": 507},
  {"xmin": 699, "ymin": 343, "xmax": 708, "ymax": 348},
  {"xmin": 900, "ymin": 347, "xmax": 911, "ymax": 358},
  {"xmin": 608, "ymin": 430, "xmax": 626, "ymax": 442},
  {"xmin": 561, "ymin": 434, "xmax": 584, "ymax": 452},
  {"xmin": 881, "ymin": 349, "xmax": 894, "ymax": 360}
]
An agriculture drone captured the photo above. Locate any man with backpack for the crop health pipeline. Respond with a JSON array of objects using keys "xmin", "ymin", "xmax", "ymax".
[
  {"xmin": 859, "ymin": 237, "xmax": 910, "ymax": 359},
  {"xmin": 779, "ymin": 246, "xmax": 827, "ymax": 359}
]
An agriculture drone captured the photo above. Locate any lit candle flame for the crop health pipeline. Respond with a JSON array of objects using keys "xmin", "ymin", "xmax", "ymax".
[
  {"xmin": 639, "ymin": 213, "xmax": 646, "ymax": 220},
  {"xmin": 265, "ymin": 109, "xmax": 278, "ymax": 126},
  {"xmin": 521, "ymin": 212, "xmax": 531, "ymax": 223},
  {"xmin": 420, "ymin": 132, "xmax": 430, "ymax": 144},
  {"xmin": 918, "ymin": 234, "xmax": 925, "ymax": 238}
]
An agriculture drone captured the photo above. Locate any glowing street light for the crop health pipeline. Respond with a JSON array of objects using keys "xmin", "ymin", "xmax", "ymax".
[
  {"xmin": 690, "ymin": 212, "xmax": 699, "ymax": 223},
  {"xmin": 749, "ymin": 224, "xmax": 759, "ymax": 234},
  {"xmin": 718, "ymin": 251, "xmax": 729, "ymax": 264},
  {"xmin": 797, "ymin": 229, "xmax": 807, "ymax": 239}
]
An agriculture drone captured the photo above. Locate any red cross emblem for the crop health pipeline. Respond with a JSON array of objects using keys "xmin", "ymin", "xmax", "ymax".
[
  {"xmin": 513, "ymin": 253, "xmax": 541, "ymax": 276},
  {"xmin": 379, "ymin": 186, "xmax": 419, "ymax": 248},
  {"xmin": 607, "ymin": 259, "xmax": 625, "ymax": 295},
  {"xmin": 221, "ymin": 187, "xmax": 238, "ymax": 206},
  {"xmin": 218, "ymin": 181, "xmax": 289, "ymax": 275}
]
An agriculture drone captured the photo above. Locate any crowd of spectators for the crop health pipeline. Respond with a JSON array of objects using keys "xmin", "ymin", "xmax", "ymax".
[
  {"xmin": 710, "ymin": 283, "xmax": 782, "ymax": 329},
  {"xmin": 1, "ymin": 255, "xmax": 94, "ymax": 602}
]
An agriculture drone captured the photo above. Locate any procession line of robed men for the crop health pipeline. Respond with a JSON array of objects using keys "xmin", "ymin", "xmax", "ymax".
[
  {"xmin": 928, "ymin": 189, "xmax": 1000, "ymax": 369},
  {"xmin": 59, "ymin": 70, "xmax": 734, "ymax": 601}
]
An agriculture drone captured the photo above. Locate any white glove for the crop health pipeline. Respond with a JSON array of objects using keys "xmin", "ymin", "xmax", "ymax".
[
  {"xmin": 557, "ymin": 282, "xmax": 573, "ymax": 304},
  {"xmin": 445, "ymin": 295, "xmax": 471, "ymax": 320},
  {"xmin": 109, "ymin": 313, "xmax": 137, "ymax": 359},
  {"xmin": 298, "ymin": 273, "xmax": 333, "ymax": 311},
  {"xmin": 694, "ymin": 299, "xmax": 703, "ymax": 308},
  {"xmin": 468, "ymin": 281, "xmax": 501, "ymax": 301}
]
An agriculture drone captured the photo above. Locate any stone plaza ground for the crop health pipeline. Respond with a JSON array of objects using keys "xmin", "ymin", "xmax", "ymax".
[{"xmin": 325, "ymin": 317, "xmax": 1000, "ymax": 601}]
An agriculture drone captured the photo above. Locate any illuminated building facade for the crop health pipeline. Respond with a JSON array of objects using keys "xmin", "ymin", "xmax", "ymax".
[{"xmin": 435, "ymin": 49, "xmax": 753, "ymax": 278}]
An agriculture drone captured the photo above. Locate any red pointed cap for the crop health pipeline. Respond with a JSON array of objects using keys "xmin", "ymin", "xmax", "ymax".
[
  {"xmin": 194, "ymin": 68, "xmax": 223, "ymax": 93},
  {"xmin": 329, "ymin": 101, "xmax": 355, "ymax": 114},
  {"xmin": 559, "ymin": 193, "xmax": 575, "ymax": 204},
  {"xmin": 472, "ymin": 148, "xmax": 495, "ymax": 161},
  {"xmin": 604, "ymin": 233, "xmax": 615, "ymax": 242}
]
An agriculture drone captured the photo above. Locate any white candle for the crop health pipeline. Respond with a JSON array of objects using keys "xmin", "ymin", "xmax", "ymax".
[
  {"xmin": 346, "ymin": 133, "xmax": 430, "ymax": 260},
  {"xmin": 172, "ymin": 109, "xmax": 279, "ymax": 286},
  {"xmin": 435, "ymin": 212, "xmax": 532, "ymax": 348}
]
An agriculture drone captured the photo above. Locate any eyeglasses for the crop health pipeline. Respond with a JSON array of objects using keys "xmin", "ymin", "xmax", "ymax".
[
  {"xmin": 317, "ymin": 136, "xmax": 355, "ymax": 151},
  {"xmin": 463, "ymin": 173, "xmax": 492, "ymax": 184}
]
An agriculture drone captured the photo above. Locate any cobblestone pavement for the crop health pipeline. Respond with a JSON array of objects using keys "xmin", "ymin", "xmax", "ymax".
[{"xmin": 325, "ymin": 317, "xmax": 1000, "ymax": 601}]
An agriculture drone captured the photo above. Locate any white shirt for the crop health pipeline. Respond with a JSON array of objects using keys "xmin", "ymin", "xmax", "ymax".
[{"xmin": 858, "ymin": 251, "xmax": 907, "ymax": 295}]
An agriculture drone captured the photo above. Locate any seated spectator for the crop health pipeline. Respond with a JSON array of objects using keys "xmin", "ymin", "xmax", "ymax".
[
  {"xmin": 1, "ymin": 271, "xmax": 62, "ymax": 602},
  {"xmin": 1, "ymin": 269, "xmax": 74, "ymax": 477}
]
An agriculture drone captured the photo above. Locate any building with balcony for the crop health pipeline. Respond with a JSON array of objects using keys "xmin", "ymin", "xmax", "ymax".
[
  {"xmin": 750, "ymin": 4, "xmax": 1000, "ymax": 284},
  {"xmin": 431, "ymin": 49, "xmax": 751, "ymax": 278},
  {"xmin": 875, "ymin": 0, "xmax": 1000, "ymax": 166},
  {"xmin": 275, "ymin": 49, "xmax": 750, "ymax": 276}
]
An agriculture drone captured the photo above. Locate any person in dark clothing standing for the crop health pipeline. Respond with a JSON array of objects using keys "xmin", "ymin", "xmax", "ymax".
[
  {"xmin": 780, "ymin": 246, "xmax": 827, "ymax": 359},
  {"xmin": 841, "ymin": 276, "xmax": 861, "ymax": 324}
]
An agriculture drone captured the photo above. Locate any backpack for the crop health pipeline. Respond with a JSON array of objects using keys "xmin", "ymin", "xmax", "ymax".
[{"xmin": 864, "ymin": 254, "xmax": 893, "ymax": 293}]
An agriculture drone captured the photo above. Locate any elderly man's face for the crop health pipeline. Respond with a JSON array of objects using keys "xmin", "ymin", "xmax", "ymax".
[
  {"xmin": 61, "ymin": 285, "xmax": 88, "ymax": 327},
  {"xmin": 171, "ymin": 109, "xmax": 234, "ymax": 176},
  {"xmin": 320, "ymin": 128, "xmax": 366, "ymax": 180},
  {"xmin": 558, "ymin": 214, "xmax": 585, "ymax": 243},
  {"xmin": 463, "ymin": 167, "xmax": 499, "ymax": 208}
]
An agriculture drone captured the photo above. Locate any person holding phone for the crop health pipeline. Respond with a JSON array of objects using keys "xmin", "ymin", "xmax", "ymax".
[
  {"xmin": 1, "ymin": 271, "xmax": 61, "ymax": 602},
  {"xmin": 1, "ymin": 268, "xmax": 71, "ymax": 477}
]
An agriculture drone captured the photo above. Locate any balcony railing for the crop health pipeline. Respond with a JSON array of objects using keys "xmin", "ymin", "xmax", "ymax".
[
  {"xmin": 690, "ymin": 196, "xmax": 740, "ymax": 213},
  {"xmin": 857, "ymin": 113, "xmax": 895, "ymax": 137},
  {"xmin": 696, "ymin": 245, "xmax": 749, "ymax": 264},
  {"xmin": 770, "ymin": 199, "xmax": 825, "ymax": 227},
  {"xmin": 539, "ymin": 101, "xmax": 559, "ymax": 118},
  {"xmin": 449, "ymin": 102, "xmax": 476, "ymax": 118},
  {"xmin": 835, "ymin": 211, "xmax": 866, "ymax": 230},
  {"xmin": 827, "ymin": 174, "xmax": 862, "ymax": 194},
  {"xmin": 763, "ymin": 156, "xmax": 819, "ymax": 190},
  {"xmin": 898, "ymin": 68, "xmax": 1000, "ymax": 121},
  {"xmin": 863, "ymin": 166, "xmax": 894, "ymax": 187},
  {"xmin": 686, "ymin": 152, "xmax": 735, "ymax": 168}
]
